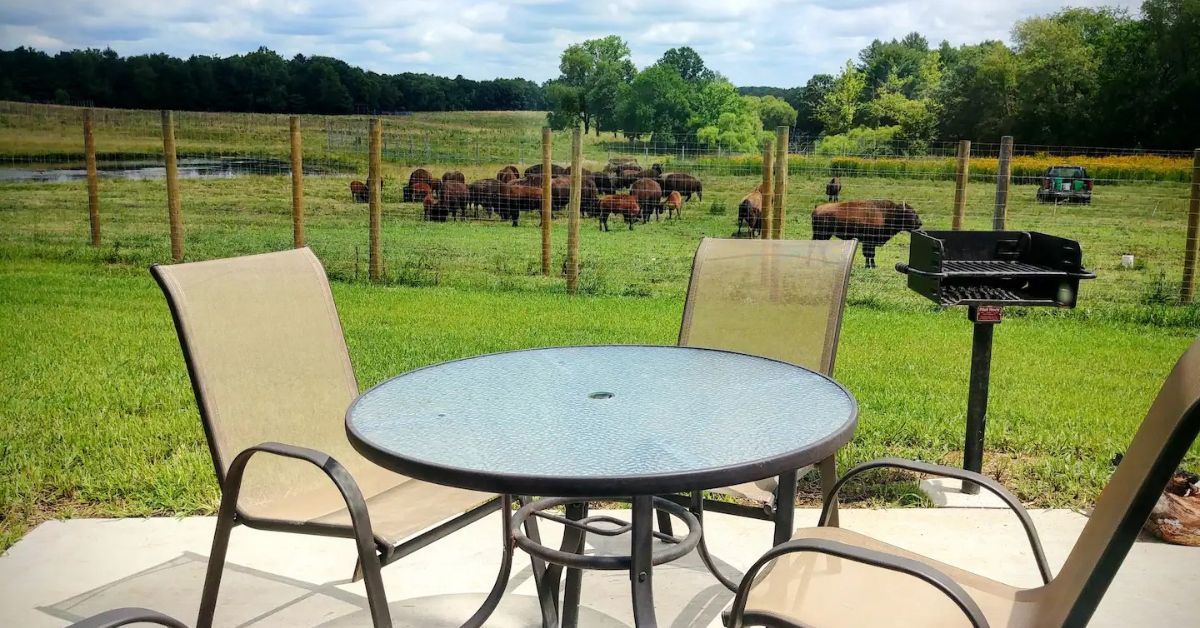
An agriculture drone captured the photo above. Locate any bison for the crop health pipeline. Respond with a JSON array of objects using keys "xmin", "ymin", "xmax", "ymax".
[
  {"xmin": 404, "ymin": 168, "xmax": 436, "ymax": 202},
  {"xmin": 589, "ymin": 171, "xmax": 616, "ymax": 195},
  {"xmin": 550, "ymin": 176, "xmax": 600, "ymax": 217},
  {"xmin": 662, "ymin": 173, "xmax": 702, "ymax": 202},
  {"xmin": 468, "ymin": 179, "xmax": 503, "ymax": 218},
  {"xmin": 441, "ymin": 170, "xmax": 466, "ymax": 184},
  {"xmin": 811, "ymin": 200, "xmax": 923, "ymax": 268},
  {"xmin": 496, "ymin": 165, "xmax": 520, "ymax": 184},
  {"xmin": 665, "ymin": 191, "xmax": 682, "ymax": 219},
  {"xmin": 437, "ymin": 181, "xmax": 469, "ymax": 221},
  {"xmin": 599, "ymin": 194, "xmax": 640, "ymax": 231},
  {"xmin": 737, "ymin": 190, "xmax": 763, "ymax": 238},
  {"xmin": 629, "ymin": 178, "xmax": 664, "ymax": 222},
  {"xmin": 498, "ymin": 183, "xmax": 542, "ymax": 226},
  {"xmin": 524, "ymin": 163, "xmax": 568, "ymax": 177},
  {"xmin": 825, "ymin": 177, "xmax": 842, "ymax": 201},
  {"xmin": 350, "ymin": 180, "xmax": 369, "ymax": 203}
]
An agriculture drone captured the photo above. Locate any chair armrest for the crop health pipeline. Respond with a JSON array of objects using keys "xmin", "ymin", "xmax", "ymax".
[
  {"xmin": 725, "ymin": 538, "xmax": 989, "ymax": 628},
  {"xmin": 818, "ymin": 457, "xmax": 1051, "ymax": 584},
  {"xmin": 221, "ymin": 442, "xmax": 386, "ymax": 553},
  {"xmin": 68, "ymin": 607, "xmax": 188, "ymax": 628}
]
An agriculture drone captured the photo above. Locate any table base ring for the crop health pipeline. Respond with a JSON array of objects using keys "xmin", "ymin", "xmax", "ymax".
[{"xmin": 512, "ymin": 496, "xmax": 701, "ymax": 570}]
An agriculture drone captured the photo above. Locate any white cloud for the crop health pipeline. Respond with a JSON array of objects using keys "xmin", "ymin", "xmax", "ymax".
[{"xmin": 0, "ymin": 0, "xmax": 1137, "ymax": 85}]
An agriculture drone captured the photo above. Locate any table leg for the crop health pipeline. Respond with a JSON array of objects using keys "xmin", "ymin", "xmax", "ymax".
[
  {"xmin": 562, "ymin": 502, "xmax": 588, "ymax": 628},
  {"xmin": 773, "ymin": 468, "xmax": 798, "ymax": 546},
  {"xmin": 630, "ymin": 495, "xmax": 657, "ymax": 627},
  {"xmin": 520, "ymin": 497, "xmax": 560, "ymax": 628},
  {"xmin": 818, "ymin": 455, "xmax": 840, "ymax": 528}
]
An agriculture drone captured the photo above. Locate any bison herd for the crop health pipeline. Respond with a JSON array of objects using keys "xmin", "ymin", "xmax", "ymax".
[
  {"xmin": 349, "ymin": 163, "xmax": 922, "ymax": 268},
  {"xmin": 350, "ymin": 160, "xmax": 703, "ymax": 231}
]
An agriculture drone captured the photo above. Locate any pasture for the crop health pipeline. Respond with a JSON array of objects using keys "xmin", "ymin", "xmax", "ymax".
[{"xmin": 1, "ymin": 107, "xmax": 1198, "ymax": 551}]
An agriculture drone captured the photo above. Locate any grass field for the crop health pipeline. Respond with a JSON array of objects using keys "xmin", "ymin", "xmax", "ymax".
[{"xmin": 1, "ymin": 108, "xmax": 1198, "ymax": 551}]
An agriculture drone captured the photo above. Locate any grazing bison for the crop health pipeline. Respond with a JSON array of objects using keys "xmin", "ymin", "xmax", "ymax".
[
  {"xmin": 599, "ymin": 195, "xmax": 640, "ymax": 231},
  {"xmin": 629, "ymin": 178, "xmax": 664, "ymax": 222},
  {"xmin": 410, "ymin": 182, "xmax": 432, "ymax": 208},
  {"xmin": 404, "ymin": 168, "xmax": 436, "ymax": 201},
  {"xmin": 737, "ymin": 190, "xmax": 763, "ymax": 238},
  {"xmin": 550, "ymin": 176, "xmax": 600, "ymax": 217},
  {"xmin": 437, "ymin": 181, "xmax": 469, "ymax": 221},
  {"xmin": 811, "ymin": 200, "xmax": 923, "ymax": 268},
  {"xmin": 825, "ymin": 177, "xmax": 842, "ymax": 201},
  {"xmin": 662, "ymin": 173, "xmax": 702, "ymax": 202},
  {"xmin": 468, "ymin": 179, "xmax": 503, "ymax": 217},
  {"xmin": 498, "ymin": 183, "xmax": 542, "ymax": 226},
  {"xmin": 441, "ymin": 170, "xmax": 466, "ymax": 184},
  {"xmin": 524, "ymin": 163, "xmax": 568, "ymax": 177},
  {"xmin": 665, "ymin": 191, "xmax": 682, "ymax": 219},
  {"xmin": 496, "ymin": 165, "xmax": 520, "ymax": 183},
  {"xmin": 589, "ymin": 171, "xmax": 616, "ymax": 194},
  {"xmin": 423, "ymin": 192, "xmax": 441, "ymax": 222},
  {"xmin": 350, "ymin": 180, "xmax": 369, "ymax": 203}
]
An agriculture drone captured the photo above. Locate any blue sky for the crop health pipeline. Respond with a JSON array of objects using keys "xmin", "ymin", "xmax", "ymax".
[{"xmin": 0, "ymin": 0, "xmax": 1135, "ymax": 86}]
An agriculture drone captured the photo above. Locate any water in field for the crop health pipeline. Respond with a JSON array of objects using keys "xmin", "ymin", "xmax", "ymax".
[{"xmin": 0, "ymin": 158, "xmax": 332, "ymax": 183}]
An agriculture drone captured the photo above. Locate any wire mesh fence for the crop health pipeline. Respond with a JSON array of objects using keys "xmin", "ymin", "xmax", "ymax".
[{"xmin": 0, "ymin": 101, "xmax": 1196, "ymax": 320}]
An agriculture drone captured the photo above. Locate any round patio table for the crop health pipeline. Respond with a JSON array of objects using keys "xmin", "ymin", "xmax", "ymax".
[{"xmin": 346, "ymin": 345, "xmax": 857, "ymax": 627}]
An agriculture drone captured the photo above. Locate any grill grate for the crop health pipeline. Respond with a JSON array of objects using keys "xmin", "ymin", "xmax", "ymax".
[
  {"xmin": 939, "ymin": 285, "xmax": 1024, "ymax": 305},
  {"xmin": 941, "ymin": 260, "xmax": 1062, "ymax": 276}
]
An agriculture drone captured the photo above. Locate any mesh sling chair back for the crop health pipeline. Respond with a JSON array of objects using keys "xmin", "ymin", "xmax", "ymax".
[
  {"xmin": 726, "ymin": 335, "xmax": 1200, "ymax": 627},
  {"xmin": 669, "ymin": 237, "xmax": 857, "ymax": 588},
  {"xmin": 152, "ymin": 248, "xmax": 511, "ymax": 628}
]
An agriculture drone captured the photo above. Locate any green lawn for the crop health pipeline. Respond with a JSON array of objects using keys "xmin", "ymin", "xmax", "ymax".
[{"xmin": 0, "ymin": 256, "xmax": 1193, "ymax": 550}]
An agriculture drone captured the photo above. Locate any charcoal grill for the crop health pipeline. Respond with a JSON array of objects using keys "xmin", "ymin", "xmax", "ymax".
[{"xmin": 896, "ymin": 231, "xmax": 1095, "ymax": 493}]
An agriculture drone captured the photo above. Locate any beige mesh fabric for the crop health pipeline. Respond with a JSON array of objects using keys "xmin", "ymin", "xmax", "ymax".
[
  {"xmin": 736, "ymin": 336, "xmax": 1200, "ymax": 627},
  {"xmin": 679, "ymin": 238, "xmax": 857, "ymax": 502},
  {"xmin": 740, "ymin": 526, "xmax": 1046, "ymax": 627},
  {"xmin": 155, "ymin": 248, "xmax": 491, "ymax": 541}
]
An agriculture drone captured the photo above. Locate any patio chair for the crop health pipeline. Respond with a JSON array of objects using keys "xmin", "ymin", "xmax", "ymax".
[
  {"xmin": 725, "ymin": 335, "xmax": 1200, "ymax": 627},
  {"xmin": 665, "ymin": 237, "xmax": 857, "ymax": 588},
  {"xmin": 152, "ymin": 248, "xmax": 510, "ymax": 628},
  {"xmin": 68, "ymin": 608, "xmax": 187, "ymax": 628}
]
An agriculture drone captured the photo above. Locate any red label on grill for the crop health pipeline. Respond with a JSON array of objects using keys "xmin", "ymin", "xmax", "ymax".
[{"xmin": 973, "ymin": 306, "xmax": 1003, "ymax": 323}]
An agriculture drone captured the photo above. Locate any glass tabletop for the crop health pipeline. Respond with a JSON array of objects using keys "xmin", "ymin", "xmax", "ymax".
[{"xmin": 346, "ymin": 345, "xmax": 857, "ymax": 496}]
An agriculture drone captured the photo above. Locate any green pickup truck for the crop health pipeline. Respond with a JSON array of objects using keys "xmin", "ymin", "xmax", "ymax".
[{"xmin": 1036, "ymin": 165, "xmax": 1093, "ymax": 204}]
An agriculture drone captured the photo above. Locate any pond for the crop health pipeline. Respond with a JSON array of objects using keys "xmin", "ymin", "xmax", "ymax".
[{"xmin": 0, "ymin": 158, "xmax": 341, "ymax": 183}]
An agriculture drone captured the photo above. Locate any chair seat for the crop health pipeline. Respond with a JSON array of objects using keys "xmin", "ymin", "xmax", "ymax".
[
  {"xmin": 710, "ymin": 465, "xmax": 813, "ymax": 505},
  {"xmin": 249, "ymin": 468, "xmax": 494, "ymax": 545},
  {"xmin": 735, "ymin": 526, "xmax": 1047, "ymax": 627}
]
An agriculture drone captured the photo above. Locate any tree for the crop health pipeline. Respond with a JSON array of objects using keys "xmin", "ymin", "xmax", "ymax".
[
  {"xmin": 747, "ymin": 95, "xmax": 798, "ymax": 130},
  {"xmin": 1012, "ymin": 13, "xmax": 1102, "ymax": 144},
  {"xmin": 616, "ymin": 63, "xmax": 692, "ymax": 141},
  {"xmin": 548, "ymin": 35, "xmax": 635, "ymax": 134},
  {"xmin": 658, "ymin": 47, "xmax": 714, "ymax": 83},
  {"xmin": 936, "ymin": 41, "xmax": 1019, "ymax": 140},
  {"xmin": 816, "ymin": 62, "xmax": 865, "ymax": 134},
  {"xmin": 794, "ymin": 74, "xmax": 833, "ymax": 135}
]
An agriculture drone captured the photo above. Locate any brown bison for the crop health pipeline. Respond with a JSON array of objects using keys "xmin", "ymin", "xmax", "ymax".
[
  {"xmin": 662, "ymin": 173, "xmax": 702, "ymax": 202},
  {"xmin": 825, "ymin": 177, "xmax": 842, "ymax": 201},
  {"xmin": 436, "ymin": 181, "xmax": 469, "ymax": 221},
  {"xmin": 599, "ymin": 195, "xmax": 640, "ymax": 231},
  {"xmin": 550, "ymin": 176, "xmax": 600, "ymax": 217},
  {"xmin": 630, "ymin": 178, "xmax": 664, "ymax": 222},
  {"xmin": 737, "ymin": 190, "xmax": 763, "ymax": 238},
  {"xmin": 665, "ymin": 191, "xmax": 682, "ymax": 219},
  {"xmin": 496, "ymin": 165, "xmax": 520, "ymax": 183},
  {"xmin": 812, "ymin": 200, "xmax": 922, "ymax": 268},
  {"xmin": 410, "ymin": 182, "xmax": 432, "ymax": 205},
  {"xmin": 524, "ymin": 163, "xmax": 568, "ymax": 177},
  {"xmin": 498, "ymin": 183, "xmax": 542, "ymax": 226},
  {"xmin": 442, "ymin": 170, "xmax": 466, "ymax": 184},
  {"xmin": 350, "ymin": 180, "xmax": 369, "ymax": 203},
  {"xmin": 469, "ymin": 179, "xmax": 503, "ymax": 217},
  {"xmin": 589, "ymin": 171, "xmax": 616, "ymax": 194},
  {"xmin": 404, "ymin": 168, "xmax": 436, "ymax": 201}
]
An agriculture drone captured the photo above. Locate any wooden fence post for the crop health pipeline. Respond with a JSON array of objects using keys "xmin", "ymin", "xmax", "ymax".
[
  {"xmin": 1182, "ymin": 149, "xmax": 1200, "ymax": 303},
  {"xmin": 993, "ymin": 136, "xmax": 1013, "ymax": 231},
  {"xmin": 368, "ymin": 118, "xmax": 383, "ymax": 281},
  {"xmin": 761, "ymin": 139, "xmax": 774, "ymax": 239},
  {"xmin": 772, "ymin": 126, "xmax": 789, "ymax": 239},
  {"xmin": 290, "ymin": 116, "xmax": 305, "ymax": 248},
  {"xmin": 565, "ymin": 125, "xmax": 582, "ymax": 293},
  {"xmin": 541, "ymin": 127, "xmax": 553, "ymax": 276},
  {"xmin": 83, "ymin": 109, "xmax": 100, "ymax": 246},
  {"xmin": 952, "ymin": 139, "xmax": 971, "ymax": 231},
  {"xmin": 161, "ymin": 110, "xmax": 183, "ymax": 262}
]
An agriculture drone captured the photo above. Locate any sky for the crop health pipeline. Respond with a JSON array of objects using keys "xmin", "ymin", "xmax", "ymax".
[{"xmin": 0, "ymin": 0, "xmax": 1137, "ymax": 86}]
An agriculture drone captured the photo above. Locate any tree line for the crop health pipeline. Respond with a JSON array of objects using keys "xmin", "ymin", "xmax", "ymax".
[
  {"xmin": 741, "ymin": 0, "xmax": 1199, "ymax": 151},
  {"xmin": 0, "ymin": 47, "xmax": 546, "ymax": 114}
]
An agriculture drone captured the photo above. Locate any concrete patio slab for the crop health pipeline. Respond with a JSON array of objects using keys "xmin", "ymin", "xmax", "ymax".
[{"xmin": 1, "ymin": 508, "xmax": 1196, "ymax": 627}]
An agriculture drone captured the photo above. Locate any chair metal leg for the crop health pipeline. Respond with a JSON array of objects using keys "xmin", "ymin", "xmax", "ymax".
[
  {"xmin": 818, "ymin": 455, "xmax": 840, "ymax": 528},
  {"xmin": 562, "ymin": 502, "xmax": 588, "ymax": 628},
  {"xmin": 196, "ymin": 484, "xmax": 238, "ymax": 628},
  {"xmin": 656, "ymin": 507, "xmax": 674, "ymax": 539},
  {"xmin": 773, "ymin": 469, "xmax": 798, "ymax": 546},
  {"xmin": 630, "ymin": 496, "xmax": 657, "ymax": 627}
]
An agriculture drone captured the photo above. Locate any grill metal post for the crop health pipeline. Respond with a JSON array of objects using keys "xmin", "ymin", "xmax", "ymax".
[{"xmin": 964, "ymin": 306, "xmax": 997, "ymax": 494}]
